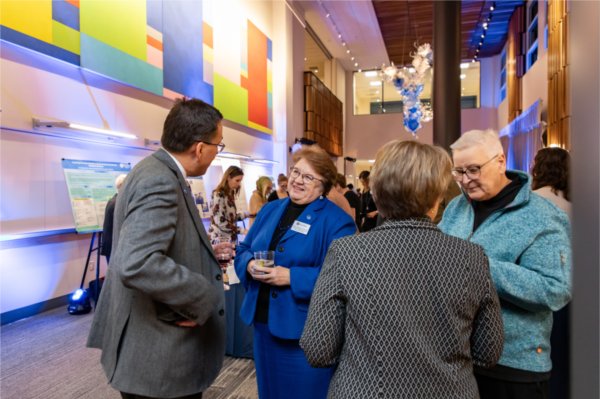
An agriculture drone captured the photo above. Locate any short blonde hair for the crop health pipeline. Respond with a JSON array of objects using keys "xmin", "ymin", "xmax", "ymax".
[
  {"xmin": 451, "ymin": 129, "xmax": 504, "ymax": 158},
  {"xmin": 371, "ymin": 140, "xmax": 452, "ymax": 219},
  {"xmin": 292, "ymin": 146, "xmax": 337, "ymax": 194}
]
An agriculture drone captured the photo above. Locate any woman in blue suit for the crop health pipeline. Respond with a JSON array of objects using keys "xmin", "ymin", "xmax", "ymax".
[{"xmin": 235, "ymin": 145, "xmax": 356, "ymax": 399}]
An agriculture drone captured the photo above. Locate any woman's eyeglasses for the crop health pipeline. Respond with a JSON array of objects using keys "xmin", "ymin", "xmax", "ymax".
[
  {"xmin": 451, "ymin": 154, "xmax": 499, "ymax": 181},
  {"xmin": 289, "ymin": 167, "xmax": 323, "ymax": 185}
]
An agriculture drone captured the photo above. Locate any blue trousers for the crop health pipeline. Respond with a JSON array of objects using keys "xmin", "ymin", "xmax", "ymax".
[{"xmin": 253, "ymin": 322, "xmax": 333, "ymax": 399}]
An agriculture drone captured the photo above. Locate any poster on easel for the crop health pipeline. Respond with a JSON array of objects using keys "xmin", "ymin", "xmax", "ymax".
[
  {"xmin": 187, "ymin": 177, "xmax": 211, "ymax": 218},
  {"xmin": 61, "ymin": 159, "xmax": 131, "ymax": 233}
]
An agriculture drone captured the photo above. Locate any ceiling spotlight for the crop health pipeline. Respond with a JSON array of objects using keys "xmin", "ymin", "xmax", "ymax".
[
  {"xmin": 338, "ymin": 33, "xmax": 342, "ymax": 39},
  {"xmin": 481, "ymin": 33, "xmax": 485, "ymax": 39},
  {"xmin": 346, "ymin": 49, "xmax": 350, "ymax": 54},
  {"xmin": 358, "ymin": 68, "xmax": 362, "ymax": 72},
  {"xmin": 326, "ymin": 13, "xmax": 330, "ymax": 18},
  {"xmin": 474, "ymin": 54, "xmax": 478, "ymax": 59},
  {"xmin": 354, "ymin": 62, "xmax": 359, "ymax": 67},
  {"xmin": 472, "ymin": 59, "xmax": 476, "ymax": 63},
  {"xmin": 460, "ymin": 74, "xmax": 466, "ymax": 80},
  {"xmin": 490, "ymin": 3, "xmax": 495, "ymax": 11},
  {"xmin": 351, "ymin": 56, "xmax": 355, "ymax": 61},
  {"xmin": 479, "ymin": 41, "xmax": 483, "ymax": 46}
]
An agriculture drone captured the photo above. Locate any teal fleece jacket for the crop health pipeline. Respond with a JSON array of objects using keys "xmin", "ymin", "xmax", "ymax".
[{"xmin": 440, "ymin": 170, "xmax": 571, "ymax": 373}]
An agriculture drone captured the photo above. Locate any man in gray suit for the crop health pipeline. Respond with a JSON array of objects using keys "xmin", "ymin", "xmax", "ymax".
[{"xmin": 87, "ymin": 98, "xmax": 227, "ymax": 399}]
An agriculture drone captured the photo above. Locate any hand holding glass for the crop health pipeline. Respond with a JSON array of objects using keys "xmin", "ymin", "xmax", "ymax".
[
  {"xmin": 212, "ymin": 237, "xmax": 233, "ymax": 284},
  {"xmin": 254, "ymin": 251, "xmax": 275, "ymax": 274}
]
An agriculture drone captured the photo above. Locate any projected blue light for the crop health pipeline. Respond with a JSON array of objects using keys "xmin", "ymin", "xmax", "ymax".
[{"xmin": 72, "ymin": 289, "xmax": 85, "ymax": 301}]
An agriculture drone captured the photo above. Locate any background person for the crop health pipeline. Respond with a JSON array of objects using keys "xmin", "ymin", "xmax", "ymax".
[
  {"xmin": 87, "ymin": 98, "xmax": 228, "ymax": 399},
  {"xmin": 248, "ymin": 176, "xmax": 273, "ymax": 227},
  {"xmin": 440, "ymin": 129, "xmax": 571, "ymax": 399},
  {"xmin": 531, "ymin": 146, "xmax": 571, "ymax": 399},
  {"xmin": 531, "ymin": 147, "xmax": 571, "ymax": 216},
  {"xmin": 301, "ymin": 140, "xmax": 504, "ymax": 398},
  {"xmin": 208, "ymin": 165, "xmax": 248, "ymax": 243},
  {"xmin": 268, "ymin": 173, "xmax": 289, "ymax": 202},
  {"xmin": 336, "ymin": 173, "xmax": 360, "ymax": 227},
  {"xmin": 326, "ymin": 176, "xmax": 353, "ymax": 219},
  {"xmin": 358, "ymin": 170, "xmax": 378, "ymax": 232},
  {"xmin": 100, "ymin": 173, "xmax": 127, "ymax": 264},
  {"xmin": 235, "ymin": 146, "xmax": 356, "ymax": 399}
]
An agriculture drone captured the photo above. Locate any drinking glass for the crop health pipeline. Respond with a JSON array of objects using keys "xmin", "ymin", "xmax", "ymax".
[{"xmin": 254, "ymin": 250, "xmax": 275, "ymax": 272}]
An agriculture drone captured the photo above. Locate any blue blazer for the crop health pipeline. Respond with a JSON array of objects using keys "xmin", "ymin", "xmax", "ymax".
[{"xmin": 235, "ymin": 196, "xmax": 356, "ymax": 339}]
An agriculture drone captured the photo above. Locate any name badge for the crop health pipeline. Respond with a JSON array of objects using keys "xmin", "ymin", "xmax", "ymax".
[{"xmin": 291, "ymin": 220, "xmax": 311, "ymax": 235}]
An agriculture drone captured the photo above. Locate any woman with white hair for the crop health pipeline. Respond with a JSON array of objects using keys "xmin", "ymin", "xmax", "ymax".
[{"xmin": 440, "ymin": 129, "xmax": 571, "ymax": 399}]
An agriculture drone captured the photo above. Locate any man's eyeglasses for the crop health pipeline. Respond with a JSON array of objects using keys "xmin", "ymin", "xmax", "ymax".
[
  {"xmin": 197, "ymin": 140, "xmax": 226, "ymax": 153},
  {"xmin": 289, "ymin": 167, "xmax": 323, "ymax": 185},
  {"xmin": 451, "ymin": 154, "xmax": 499, "ymax": 181}
]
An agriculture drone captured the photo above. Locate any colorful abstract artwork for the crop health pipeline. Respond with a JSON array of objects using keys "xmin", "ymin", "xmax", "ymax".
[{"xmin": 0, "ymin": 0, "xmax": 273, "ymax": 134}]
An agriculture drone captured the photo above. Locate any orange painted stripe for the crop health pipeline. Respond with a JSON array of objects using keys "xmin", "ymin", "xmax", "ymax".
[
  {"xmin": 203, "ymin": 22, "xmax": 213, "ymax": 47},
  {"xmin": 65, "ymin": 0, "xmax": 80, "ymax": 8},
  {"xmin": 147, "ymin": 35, "xmax": 163, "ymax": 51},
  {"xmin": 240, "ymin": 75, "xmax": 249, "ymax": 90}
]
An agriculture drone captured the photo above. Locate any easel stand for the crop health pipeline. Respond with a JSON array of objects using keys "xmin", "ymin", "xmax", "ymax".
[{"xmin": 79, "ymin": 231, "xmax": 102, "ymax": 305}]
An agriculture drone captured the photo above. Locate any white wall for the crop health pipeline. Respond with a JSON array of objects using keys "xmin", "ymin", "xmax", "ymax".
[{"xmin": 0, "ymin": 0, "xmax": 303, "ymax": 314}]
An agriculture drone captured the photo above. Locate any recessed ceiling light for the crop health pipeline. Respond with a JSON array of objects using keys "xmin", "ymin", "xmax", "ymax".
[
  {"xmin": 460, "ymin": 63, "xmax": 470, "ymax": 69},
  {"xmin": 365, "ymin": 71, "xmax": 378, "ymax": 77},
  {"xmin": 369, "ymin": 81, "xmax": 382, "ymax": 86}
]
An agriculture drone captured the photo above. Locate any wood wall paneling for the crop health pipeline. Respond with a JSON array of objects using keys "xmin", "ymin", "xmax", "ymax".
[
  {"xmin": 547, "ymin": 0, "xmax": 570, "ymax": 149},
  {"xmin": 303, "ymin": 72, "xmax": 343, "ymax": 156}
]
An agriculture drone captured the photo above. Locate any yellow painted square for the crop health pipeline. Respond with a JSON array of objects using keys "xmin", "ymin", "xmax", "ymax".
[{"xmin": 1, "ymin": 0, "xmax": 52, "ymax": 43}]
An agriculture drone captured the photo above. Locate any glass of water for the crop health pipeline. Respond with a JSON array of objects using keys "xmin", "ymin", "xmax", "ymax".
[{"xmin": 254, "ymin": 250, "xmax": 275, "ymax": 271}]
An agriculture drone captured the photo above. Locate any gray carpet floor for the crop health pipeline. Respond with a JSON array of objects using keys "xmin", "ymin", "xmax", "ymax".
[{"xmin": 0, "ymin": 307, "xmax": 258, "ymax": 399}]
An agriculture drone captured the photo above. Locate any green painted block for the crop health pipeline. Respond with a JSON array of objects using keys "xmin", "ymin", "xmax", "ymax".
[
  {"xmin": 81, "ymin": 34, "xmax": 162, "ymax": 95},
  {"xmin": 52, "ymin": 21, "xmax": 80, "ymax": 55},
  {"xmin": 214, "ymin": 73, "xmax": 248, "ymax": 126},
  {"xmin": 80, "ymin": 0, "xmax": 146, "ymax": 61}
]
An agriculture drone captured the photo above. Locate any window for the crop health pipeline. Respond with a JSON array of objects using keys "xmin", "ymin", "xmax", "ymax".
[
  {"xmin": 499, "ymin": 49, "xmax": 507, "ymax": 103},
  {"xmin": 353, "ymin": 63, "xmax": 480, "ymax": 115},
  {"xmin": 526, "ymin": 0, "xmax": 539, "ymax": 71}
]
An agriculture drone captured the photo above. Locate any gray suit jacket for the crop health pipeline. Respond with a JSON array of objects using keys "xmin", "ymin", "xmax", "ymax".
[
  {"xmin": 301, "ymin": 218, "xmax": 503, "ymax": 399},
  {"xmin": 87, "ymin": 149, "xmax": 226, "ymax": 398}
]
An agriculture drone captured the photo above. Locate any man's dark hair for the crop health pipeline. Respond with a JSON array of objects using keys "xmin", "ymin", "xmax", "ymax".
[
  {"xmin": 161, "ymin": 98, "xmax": 223, "ymax": 153},
  {"xmin": 358, "ymin": 170, "xmax": 370, "ymax": 180}
]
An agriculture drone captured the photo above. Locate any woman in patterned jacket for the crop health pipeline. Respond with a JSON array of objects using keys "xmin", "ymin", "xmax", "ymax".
[
  {"xmin": 208, "ymin": 165, "xmax": 248, "ymax": 243},
  {"xmin": 301, "ymin": 140, "xmax": 504, "ymax": 399}
]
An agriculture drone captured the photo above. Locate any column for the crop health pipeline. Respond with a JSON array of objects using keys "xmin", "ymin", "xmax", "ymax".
[{"xmin": 433, "ymin": 1, "xmax": 461, "ymax": 150}]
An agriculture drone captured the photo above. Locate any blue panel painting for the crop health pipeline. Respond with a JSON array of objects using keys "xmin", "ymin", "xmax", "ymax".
[
  {"xmin": 146, "ymin": 0, "xmax": 162, "ymax": 32},
  {"xmin": 52, "ymin": 0, "xmax": 80, "ymax": 31},
  {"xmin": 163, "ymin": 0, "xmax": 213, "ymax": 103},
  {"xmin": 0, "ymin": 26, "xmax": 80, "ymax": 65}
]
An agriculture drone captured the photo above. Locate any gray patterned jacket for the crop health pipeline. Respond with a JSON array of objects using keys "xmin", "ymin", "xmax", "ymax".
[{"xmin": 301, "ymin": 218, "xmax": 503, "ymax": 399}]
